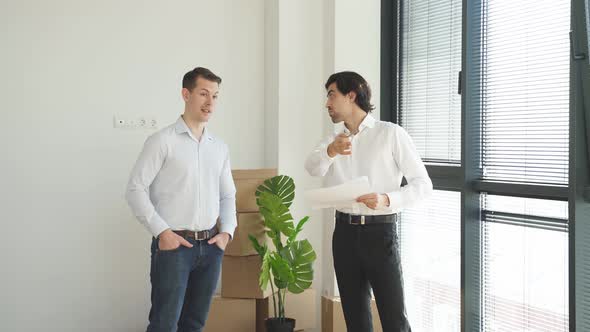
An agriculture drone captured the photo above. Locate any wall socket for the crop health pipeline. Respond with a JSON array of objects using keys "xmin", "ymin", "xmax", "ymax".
[{"xmin": 114, "ymin": 115, "xmax": 158, "ymax": 130}]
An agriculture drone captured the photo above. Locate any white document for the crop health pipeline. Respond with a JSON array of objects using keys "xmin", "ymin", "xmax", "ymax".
[{"xmin": 305, "ymin": 176, "xmax": 372, "ymax": 209}]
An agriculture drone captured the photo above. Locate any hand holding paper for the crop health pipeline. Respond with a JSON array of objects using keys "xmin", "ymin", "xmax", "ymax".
[{"xmin": 305, "ymin": 176, "xmax": 372, "ymax": 209}]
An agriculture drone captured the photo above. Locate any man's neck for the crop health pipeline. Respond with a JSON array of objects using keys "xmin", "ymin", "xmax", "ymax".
[
  {"xmin": 181, "ymin": 114, "xmax": 206, "ymax": 141},
  {"xmin": 343, "ymin": 109, "xmax": 368, "ymax": 135}
]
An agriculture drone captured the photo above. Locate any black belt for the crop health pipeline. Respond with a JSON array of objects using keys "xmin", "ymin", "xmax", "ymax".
[
  {"xmin": 173, "ymin": 226, "xmax": 218, "ymax": 240},
  {"xmin": 335, "ymin": 211, "xmax": 397, "ymax": 225}
]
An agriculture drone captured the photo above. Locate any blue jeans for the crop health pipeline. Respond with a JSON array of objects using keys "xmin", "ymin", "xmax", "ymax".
[{"xmin": 146, "ymin": 237, "xmax": 224, "ymax": 332}]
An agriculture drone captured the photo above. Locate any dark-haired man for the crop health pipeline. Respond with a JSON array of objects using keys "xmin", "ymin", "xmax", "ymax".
[
  {"xmin": 305, "ymin": 71, "xmax": 432, "ymax": 332},
  {"xmin": 126, "ymin": 67, "xmax": 237, "ymax": 332}
]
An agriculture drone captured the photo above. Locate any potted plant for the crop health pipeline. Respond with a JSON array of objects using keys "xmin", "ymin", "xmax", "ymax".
[{"xmin": 248, "ymin": 175, "xmax": 317, "ymax": 332}]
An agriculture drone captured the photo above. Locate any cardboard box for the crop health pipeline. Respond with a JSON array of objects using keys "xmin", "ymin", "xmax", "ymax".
[
  {"xmin": 256, "ymin": 289, "xmax": 317, "ymax": 332},
  {"xmin": 221, "ymin": 255, "xmax": 272, "ymax": 299},
  {"xmin": 225, "ymin": 213, "xmax": 272, "ymax": 257},
  {"xmin": 322, "ymin": 295, "xmax": 382, "ymax": 332},
  {"xmin": 233, "ymin": 169, "xmax": 277, "ymax": 212},
  {"xmin": 204, "ymin": 296, "xmax": 256, "ymax": 332}
]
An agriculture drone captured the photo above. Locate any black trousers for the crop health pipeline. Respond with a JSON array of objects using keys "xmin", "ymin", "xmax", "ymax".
[{"xmin": 332, "ymin": 214, "xmax": 411, "ymax": 332}]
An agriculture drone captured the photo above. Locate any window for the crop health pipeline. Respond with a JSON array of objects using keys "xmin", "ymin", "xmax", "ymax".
[
  {"xmin": 481, "ymin": 0, "xmax": 570, "ymax": 185},
  {"xmin": 481, "ymin": 195, "xmax": 569, "ymax": 331},
  {"xmin": 477, "ymin": 0, "xmax": 571, "ymax": 327},
  {"xmin": 399, "ymin": 190, "xmax": 461, "ymax": 332},
  {"xmin": 399, "ymin": 0, "xmax": 462, "ymax": 164}
]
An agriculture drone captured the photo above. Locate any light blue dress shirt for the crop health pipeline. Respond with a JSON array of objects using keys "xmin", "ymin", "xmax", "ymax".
[{"xmin": 126, "ymin": 116, "xmax": 237, "ymax": 237}]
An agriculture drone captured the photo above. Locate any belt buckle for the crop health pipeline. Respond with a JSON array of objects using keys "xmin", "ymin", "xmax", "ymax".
[
  {"xmin": 196, "ymin": 230, "xmax": 209, "ymax": 241},
  {"xmin": 350, "ymin": 215, "xmax": 365, "ymax": 225}
]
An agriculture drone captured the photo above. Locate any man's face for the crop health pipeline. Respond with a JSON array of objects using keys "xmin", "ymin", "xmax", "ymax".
[
  {"xmin": 182, "ymin": 77, "xmax": 219, "ymax": 122},
  {"xmin": 325, "ymin": 82, "xmax": 353, "ymax": 123}
]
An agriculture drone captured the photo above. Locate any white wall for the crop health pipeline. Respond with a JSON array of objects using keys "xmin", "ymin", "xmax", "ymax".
[
  {"xmin": 275, "ymin": 1, "xmax": 326, "ymax": 330},
  {"xmin": 0, "ymin": 0, "xmax": 265, "ymax": 331},
  {"xmin": 264, "ymin": 0, "xmax": 280, "ymax": 168},
  {"xmin": 334, "ymin": 0, "xmax": 382, "ymax": 117}
]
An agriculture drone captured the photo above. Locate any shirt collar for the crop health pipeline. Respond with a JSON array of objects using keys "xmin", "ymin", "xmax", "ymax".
[
  {"xmin": 174, "ymin": 116, "xmax": 190, "ymax": 134},
  {"xmin": 174, "ymin": 116, "xmax": 214, "ymax": 142},
  {"xmin": 339, "ymin": 113, "xmax": 377, "ymax": 135},
  {"xmin": 359, "ymin": 113, "xmax": 376, "ymax": 130}
]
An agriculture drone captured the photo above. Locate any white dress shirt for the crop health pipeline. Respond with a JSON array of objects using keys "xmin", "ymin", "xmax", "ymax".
[
  {"xmin": 305, "ymin": 114, "xmax": 433, "ymax": 215},
  {"xmin": 126, "ymin": 116, "xmax": 237, "ymax": 237}
]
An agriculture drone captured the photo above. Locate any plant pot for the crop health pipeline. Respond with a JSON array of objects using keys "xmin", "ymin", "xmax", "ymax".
[{"xmin": 265, "ymin": 317, "xmax": 296, "ymax": 332}]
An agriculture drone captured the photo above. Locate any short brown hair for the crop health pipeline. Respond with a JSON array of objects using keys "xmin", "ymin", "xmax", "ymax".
[{"xmin": 182, "ymin": 67, "xmax": 222, "ymax": 91}]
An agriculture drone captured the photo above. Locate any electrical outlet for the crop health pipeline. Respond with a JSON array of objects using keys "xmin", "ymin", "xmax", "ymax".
[
  {"xmin": 148, "ymin": 117, "xmax": 158, "ymax": 129},
  {"xmin": 114, "ymin": 115, "xmax": 158, "ymax": 130}
]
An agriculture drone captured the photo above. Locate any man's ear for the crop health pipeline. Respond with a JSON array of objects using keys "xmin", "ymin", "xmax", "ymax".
[
  {"xmin": 181, "ymin": 88, "xmax": 191, "ymax": 102},
  {"xmin": 347, "ymin": 91, "xmax": 357, "ymax": 103}
]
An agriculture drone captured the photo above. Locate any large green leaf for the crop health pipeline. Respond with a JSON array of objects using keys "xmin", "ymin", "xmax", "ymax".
[
  {"xmin": 270, "ymin": 253, "xmax": 294, "ymax": 289},
  {"xmin": 248, "ymin": 235, "xmax": 267, "ymax": 257},
  {"xmin": 256, "ymin": 175, "xmax": 295, "ymax": 208},
  {"xmin": 265, "ymin": 229, "xmax": 283, "ymax": 253},
  {"xmin": 280, "ymin": 240, "xmax": 316, "ymax": 294},
  {"xmin": 287, "ymin": 216, "xmax": 309, "ymax": 245},
  {"xmin": 258, "ymin": 191, "xmax": 294, "ymax": 239},
  {"xmin": 259, "ymin": 250, "xmax": 271, "ymax": 291}
]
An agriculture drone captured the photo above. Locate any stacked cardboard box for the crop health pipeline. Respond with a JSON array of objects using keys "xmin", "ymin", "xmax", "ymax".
[
  {"xmin": 225, "ymin": 213, "xmax": 272, "ymax": 257},
  {"xmin": 204, "ymin": 296, "xmax": 256, "ymax": 332},
  {"xmin": 221, "ymin": 254, "xmax": 273, "ymax": 299},
  {"xmin": 232, "ymin": 169, "xmax": 278, "ymax": 212},
  {"xmin": 322, "ymin": 295, "xmax": 383, "ymax": 332},
  {"xmin": 221, "ymin": 169, "xmax": 277, "ymax": 300}
]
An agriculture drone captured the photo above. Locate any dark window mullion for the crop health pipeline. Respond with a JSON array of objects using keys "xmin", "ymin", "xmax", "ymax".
[
  {"xmin": 381, "ymin": 0, "xmax": 398, "ymax": 124},
  {"xmin": 426, "ymin": 164, "xmax": 463, "ymax": 191},
  {"xmin": 462, "ymin": 0, "xmax": 484, "ymax": 329},
  {"xmin": 571, "ymin": 0, "xmax": 590, "ymax": 329},
  {"xmin": 474, "ymin": 181, "xmax": 569, "ymax": 201}
]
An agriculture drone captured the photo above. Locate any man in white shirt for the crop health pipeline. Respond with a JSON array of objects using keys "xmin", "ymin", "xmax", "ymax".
[
  {"xmin": 126, "ymin": 67, "xmax": 237, "ymax": 332},
  {"xmin": 305, "ymin": 71, "xmax": 432, "ymax": 332}
]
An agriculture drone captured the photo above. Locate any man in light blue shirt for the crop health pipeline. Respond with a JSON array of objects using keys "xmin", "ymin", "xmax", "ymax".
[{"xmin": 126, "ymin": 67, "xmax": 237, "ymax": 332}]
